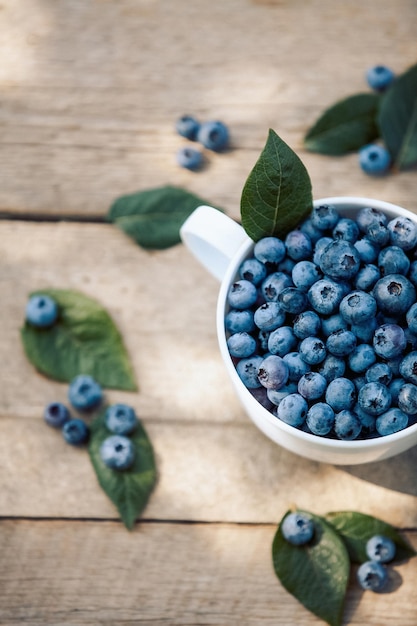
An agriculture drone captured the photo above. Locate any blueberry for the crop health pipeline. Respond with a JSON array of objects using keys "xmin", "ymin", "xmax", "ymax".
[
  {"xmin": 366, "ymin": 65, "xmax": 395, "ymax": 92},
  {"xmin": 307, "ymin": 278, "xmax": 345, "ymax": 315},
  {"xmin": 278, "ymin": 287, "xmax": 308, "ymax": 314},
  {"xmin": 366, "ymin": 535, "xmax": 396, "ymax": 563},
  {"xmin": 321, "ymin": 313, "xmax": 347, "ymax": 337},
  {"xmin": 406, "ymin": 302, "xmax": 417, "ymax": 334},
  {"xmin": 254, "ymin": 237, "xmax": 286, "ymax": 267},
  {"xmin": 257, "ymin": 355, "xmax": 289, "ymax": 390},
  {"xmin": 239, "ymin": 258, "xmax": 268, "ymax": 285},
  {"xmin": 62, "ymin": 418, "xmax": 89, "ymax": 446},
  {"xmin": 376, "ymin": 407, "xmax": 408, "ymax": 435},
  {"xmin": 283, "ymin": 351, "xmax": 311, "ymax": 382},
  {"xmin": 281, "ymin": 511, "xmax": 314, "ymax": 545},
  {"xmin": 359, "ymin": 144, "xmax": 391, "ymax": 176},
  {"xmin": 258, "ymin": 330, "xmax": 271, "ymax": 352},
  {"xmin": 299, "ymin": 218, "xmax": 322, "ymax": 244},
  {"xmin": 373, "ymin": 274, "xmax": 416, "ymax": 316},
  {"xmin": 299, "ymin": 336, "xmax": 327, "ymax": 365},
  {"xmin": 358, "ymin": 382, "xmax": 392, "ymax": 416},
  {"xmin": 387, "ymin": 216, "xmax": 417, "ymax": 251},
  {"xmin": 310, "ymin": 204, "xmax": 339, "ymax": 231},
  {"xmin": 354, "ymin": 264, "xmax": 380, "ymax": 291},
  {"xmin": 284, "ymin": 230, "xmax": 312, "ymax": 261},
  {"xmin": 326, "ymin": 329, "xmax": 357, "ymax": 357},
  {"xmin": 354, "ymin": 238, "xmax": 380, "ymax": 263},
  {"xmin": 268, "ymin": 326, "xmax": 297, "ymax": 357},
  {"xmin": 357, "ymin": 560, "xmax": 388, "ymax": 592},
  {"xmin": 356, "ymin": 207, "xmax": 388, "ymax": 232},
  {"xmin": 399, "ymin": 351, "xmax": 417, "ymax": 384},
  {"xmin": 319, "ymin": 240, "xmax": 360, "ymax": 281},
  {"xmin": 68, "ymin": 375, "xmax": 103, "ymax": 411},
  {"xmin": 176, "ymin": 146, "xmax": 203, "ymax": 171},
  {"xmin": 105, "ymin": 404, "xmax": 138, "ymax": 436},
  {"xmin": 334, "ymin": 410, "xmax": 362, "ymax": 440},
  {"xmin": 397, "ymin": 383, "xmax": 417, "ymax": 415},
  {"xmin": 293, "ymin": 310, "xmax": 322, "ymax": 339},
  {"xmin": 366, "ymin": 223, "xmax": 390, "ymax": 247},
  {"xmin": 267, "ymin": 380, "xmax": 298, "ymax": 406},
  {"xmin": 317, "ymin": 354, "xmax": 346, "ymax": 382},
  {"xmin": 261, "ymin": 272, "xmax": 293, "ymax": 302},
  {"xmin": 100, "ymin": 435, "xmax": 135, "ymax": 471},
  {"xmin": 236, "ymin": 356, "xmax": 264, "ymax": 388},
  {"xmin": 365, "ymin": 362, "xmax": 393, "ymax": 386},
  {"xmin": 227, "ymin": 279, "xmax": 258, "ymax": 309},
  {"xmin": 373, "ymin": 323, "xmax": 406, "ymax": 359},
  {"xmin": 378, "ymin": 245, "xmax": 410, "ymax": 276},
  {"xmin": 306, "ymin": 402, "xmax": 335, "ymax": 436},
  {"xmin": 291, "ymin": 261, "xmax": 322, "ymax": 291},
  {"xmin": 25, "ymin": 294, "xmax": 58, "ymax": 328},
  {"xmin": 197, "ymin": 120, "xmax": 229, "ymax": 151},
  {"xmin": 175, "ymin": 114, "xmax": 200, "ymax": 140},
  {"xmin": 332, "ymin": 217, "xmax": 360, "ymax": 243},
  {"xmin": 389, "ymin": 378, "xmax": 404, "ymax": 404},
  {"xmin": 354, "ymin": 403, "xmax": 377, "ymax": 433},
  {"xmin": 351, "ymin": 317, "xmax": 378, "ymax": 343},
  {"xmin": 227, "ymin": 332, "xmax": 257, "ymax": 358},
  {"xmin": 276, "ymin": 393, "xmax": 308, "ymax": 427},
  {"xmin": 298, "ymin": 371, "xmax": 327, "ymax": 400},
  {"xmin": 277, "ymin": 257, "xmax": 296, "ymax": 274},
  {"xmin": 313, "ymin": 236, "xmax": 333, "ymax": 266},
  {"xmin": 339, "ymin": 290, "xmax": 377, "ymax": 324},
  {"xmin": 225, "ymin": 309, "xmax": 255, "ymax": 334},
  {"xmin": 348, "ymin": 343, "xmax": 377, "ymax": 373},
  {"xmin": 43, "ymin": 402, "xmax": 70, "ymax": 428},
  {"xmin": 254, "ymin": 302, "xmax": 286, "ymax": 332},
  {"xmin": 408, "ymin": 260, "xmax": 417, "ymax": 287},
  {"xmin": 325, "ymin": 377, "xmax": 356, "ymax": 411}
]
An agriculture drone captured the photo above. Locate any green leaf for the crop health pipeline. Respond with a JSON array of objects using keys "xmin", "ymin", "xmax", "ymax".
[
  {"xmin": 325, "ymin": 511, "xmax": 417, "ymax": 563},
  {"xmin": 304, "ymin": 93, "xmax": 381, "ymax": 155},
  {"xmin": 378, "ymin": 63, "xmax": 417, "ymax": 170},
  {"xmin": 108, "ymin": 185, "xmax": 222, "ymax": 250},
  {"xmin": 240, "ymin": 129, "xmax": 313, "ymax": 241},
  {"xmin": 89, "ymin": 409, "xmax": 157, "ymax": 529},
  {"xmin": 21, "ymin": 289, "xmax": 137, "ymax": 391},
  {"xmin": 272, "ymin": 510, "xmax": 350, "ymax": 626}
]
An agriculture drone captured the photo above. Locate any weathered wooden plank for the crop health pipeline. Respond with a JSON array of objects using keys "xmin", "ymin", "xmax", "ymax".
[{"xmin": 0, "ymin": 520, "xmax": 415, "ymax": 626}]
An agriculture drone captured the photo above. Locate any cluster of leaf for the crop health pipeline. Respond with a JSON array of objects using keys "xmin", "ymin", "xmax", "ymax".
[
  {"xmin": 304, "ymin": 63, "xmax": 417, "ymax": 171},
  {"xmin": 272, "ymin": 509, "xmax": 416, "ymax": 626},
  {"xmin": 20, "ymin": 288, "xmax": 157, "ymax": 529}
]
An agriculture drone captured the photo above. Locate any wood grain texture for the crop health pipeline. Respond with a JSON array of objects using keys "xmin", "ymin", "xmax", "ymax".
[{"xmin": 0, "ymin": 520, "xmax": 416, "ymax": 626}]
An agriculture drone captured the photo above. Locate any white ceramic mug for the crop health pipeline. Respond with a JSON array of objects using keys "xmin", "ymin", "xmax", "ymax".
[{"xmin": 180, "ymin": 197, "xmax": 417, "ymax": 465}]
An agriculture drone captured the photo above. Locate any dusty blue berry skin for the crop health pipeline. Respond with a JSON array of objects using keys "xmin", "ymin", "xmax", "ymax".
[
  {"xmin": 227, "ymin": 332, "xmax": 257, "ymax": 358},
  {"xmin": 25, "ymin": 294, "xmax": 58, "ymax": 328},
  {"xmin": 357, "ymin": 560, "xmax": 388, "ymax": 592},
  {"xmin": 397, "ymin": 383, "xmax": 417, "ymax": 415},
  {"xmin": 308, "ymin": 278, "xmax": 345, "ymax": 315},
  {"xmin": 278, "ymin": 287, "xmax": 308, "ymax": 314},
  {"xmin": 254, "ymin": 302, "xmax": 285, "ymax": 332},
  {"xmin": 358, "ymin": 382, "xmax": 392, "ymax": 416},
  {"xmin": 325, "ymin": 378, "xmax": 356, "ymax": 411},
  {"xmin": 373, "ymin": 323, "xmax": 406, "ymax": 359},
  {"xmin": 197, "ymin": 120, "xmax": 229, "ymax": 151},
  {"xmin": 267, "ymin": 380, "xmax": 298, "ymax": 406},
  {"xmin": 105, "ymin": 404, "xmax": 138, "ymax": 436},
  {"xmin": 300, "ymin": 218, "xmax": 322, "ymax": 244},
  {"xmin": 283, "ymin": 352, "xmax": 311, "ymax": 382},
  {"xmin": 298, "ymin": 371, "xmax": 327, "ymax": 400},
  {"xmin": 348, "ymin": 344, "xmax": 377, "ymax": 373},
  {"xmin": 277, "ymin": 393, "xmax": 308, "ymax": 427},
  {"xmin": 62, "ymin": 418, "xmax": 89, "ymax": 446},
  {"xmin": 387, "ymin": 216, "xmax": 417, "ymax": 251},
  {"xmin": 100, "ymin": 435, "xmax": 135, "ymax": 470},
  {"xmin": 236, "ymin": 356, "xmax": 264, "ymax": 388},
  {"xmin": 366, "ymin": 223, "xmax": 390, "ymax": 247},
  {"xmin": 326, "ymin": 329, "xmax": 357, "ymax": 357},
  {"xmin": 281, "ymin": 512, "xmax": 314, "ymax": 545},
  {"xmin": 261, "ymin": 272, "xmax": 293, "ymax": 302},
  {"xmin": 378, "ymin": 246, "xmax": 410, "ymax": 276},
  {"xmin": 257, "ymin": 355, "xmax": 289, "ymax": 390},
  {"xmin": 284, "ymin": 230, "xmax": 312, "ymax": 261},
  {"xmin": 354, "ymin": 403, "xmax": 377, "ymax": 433},
  {"xmin": 354, "ymin": 264, "xmax": 380, "ymax": 291},
  {"xmin": 389, "ymin": 378, "xmax": 404, "ymax": 404},
  {"xmin": 311, "ymin": 204, "xmax": 339, "ymax": 231},
  {"xmin": 254, "ymin": 237, "xmax": 286, "ymax": 267},
  {"xmin": 268, "ymin": 326, "xmax": 297, "ymax": 357},
  {"xmin": 399, "ymin": 351, "xmax": 417, "ymax": 384},
  {"xmin": 319, "ymin": 239, "xmax": 360, "ymax": 281},
  {"xmin": 299, "ymin": 336, "xmax": 327, "ymax": 365},
  {"xmin": 293, "ymin": 310, "xmax": 321, "ymax": 339},
  {"xmin": 332, "ymin": 217, "xmax": 360, "ymax": 243},
  {"xmin": 366, "ymin": 362, "xmax": 393, "ymax": 386},
  {"xmin": 366, "ymin": 65, "xmax": 395, "ymax": 92},
  {"xmin": 351, "ymin": 318, "xmax": 378, "ymax": 343},
  {"xmin": 239, "ymin": 258, "xmax": 267, "ymax": 285},
  {"xmin": 225, "ymin": 309, "xmax": 255, "ymax": 334},
  {"xmin": 321, "ymin": 314, "xmax": 347, "ymax": 337},
  {"xmin": 406, "ymin": 302, "xmax": 417, "ymax": 334},
  {"xmin": 357, "ymin": 207, "xmax": 388, "ymax": 232},
  {"xmin": 409, "ymin": 261, "xmax": 417, "ymax": 287},
  {"xmin": 176, "ymin": 146, "xmax": 203, "ymax": 170},
  {"xmin": 373, "ymin": 274, "xmax": 416, "ymax": 316},
  {"xmin": 227, "ymin": 279, "xmax": 258, "ymax": 309},
  {"xmin": 366, "ymin": 535, "xmax": 396, "ymax": 563},
  {"xmin": 292, "ymin": 261, "xmax": 322, "ymax": 291},
  {"xmin": 44, "ymin": 402, "xmax": 70, "ymax": 428},
  {"xmin": 175, "ymin": 114, "xmax": 200, "ymax": 140},
  {"xmin": 359, "ymin": 144, "xmax": 391, "ymax": 176},
  {"xmin": 68, "ymin": 375, "xmax": 102, "ymax": 411},
  {"xmin": 334, "ymin": 410, "xmax": 362, "ymax": 440},
  {"xmin": 339, "ymin": 290, "xmax": 377, "ymax": 324},
  {"xmin": 306, "ymin": 402, "xmax": 335, "ymax": 436},
  {"xmin": 313, "ymin": 237, "xmax": 333, "ymax": 266},
  {"xmin": 318, "ymin": 355, "xmax": 346, "ymax": 382},
  {"xmin": 354, "ymin": 238, "xmax": 380, "ymax": 263},
  {"xmin": 376, "ymin": 407, "xmax": 408, "ymax": 435}
]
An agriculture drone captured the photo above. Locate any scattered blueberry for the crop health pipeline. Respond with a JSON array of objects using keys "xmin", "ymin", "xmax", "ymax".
[
  {"xmin": 175, "ymin": 114, "xmax": 200, "ymax": 140},
  {"xmin": 25, "ymin": 294, "xmax": 58, "ymax": 328},
  {"xmin": 359, "ymin": 144, "xmax": 391, "ymax": 176},
  {"xmin": 100, "ymin": 435, "xmax": 135, "ymax": 470},
  {"xmin": 105, "ymin": 404, "xmax": 138, "ymax": 436},
  {"xmin": 176, "ymin": 146, "xmax": 203, "ymax": 170},
  {"xmin": 197, "ymin": 120, "xmax": 229, "ymax": 151},
  {"xmin": 281, "ymin": 511, "xmax": 314, "ymax": 545},
  {"xmin": 43, "ymin": 402, "xmax": 70, "ymax": 428},
  {"xmin": 62, "ymin": 418, "xmax": 89, "ymax": 446},
  {"xmin": 366, "ymin": 535, "xmax": 396, "ymax": 563},
  {"xmin": 366, "ymin": 65, "xmax": 395, "ymax": 92},
  {"xmin": 68, "ymin": 375, "xmax": 103, "ymax": 412},
  {"xmin": 357, "ymin": 560, "xmax": 388, "ymax": 591}
]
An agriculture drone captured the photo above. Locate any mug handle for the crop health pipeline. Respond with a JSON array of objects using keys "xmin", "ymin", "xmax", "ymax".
[{"xmin": 180, "ymin": 205, "xmax": 249, "ymax": 282}]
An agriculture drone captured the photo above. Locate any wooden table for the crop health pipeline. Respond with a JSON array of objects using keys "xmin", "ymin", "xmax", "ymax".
[{"xmin": 1, "ymin": 1, "xmax": 416, "ymax": 624}]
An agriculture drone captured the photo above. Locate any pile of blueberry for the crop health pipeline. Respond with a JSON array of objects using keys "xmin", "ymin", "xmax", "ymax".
[
  {"xmin": 175, "ymin": 115, "xmax": 229, "ymax": 170},
  {"xmin": 225, "ymin": 203, "xmax": 417, "ymax": 440},
  {"xmin": 282, "ymin": 512, "xmax": 396, "ymax": 592}
]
